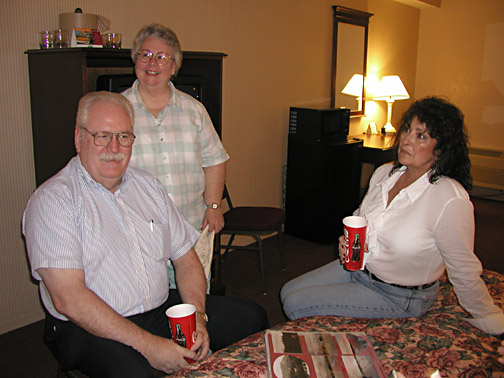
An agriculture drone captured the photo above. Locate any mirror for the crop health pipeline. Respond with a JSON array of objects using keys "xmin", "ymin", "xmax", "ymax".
[{"xmin": 330, "ymin": 6, "xmax": 373, "ymax": 117}]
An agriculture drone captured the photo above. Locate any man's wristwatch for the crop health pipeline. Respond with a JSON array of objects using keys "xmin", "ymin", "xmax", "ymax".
[
  {"xmin": 206, "ymin": 203, "xmax": 221, "ymax": 210},
  {"xmin": 195, "ymin": 311, "xmax": 209, "ymax": 323}
]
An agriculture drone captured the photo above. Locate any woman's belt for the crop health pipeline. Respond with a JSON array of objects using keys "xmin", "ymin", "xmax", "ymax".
[{"xmin": 364, "ymin": 268, "xmax": 437, "ymax": 290}]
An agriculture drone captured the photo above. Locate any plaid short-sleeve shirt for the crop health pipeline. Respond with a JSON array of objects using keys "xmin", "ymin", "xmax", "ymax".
[{"xmin": 123, "ymin": 80, "xmax": 229, "ymax": 229}]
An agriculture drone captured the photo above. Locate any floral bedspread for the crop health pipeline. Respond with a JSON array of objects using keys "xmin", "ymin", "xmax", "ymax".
[{"xmin": 173, "ymin": 270, "xmax": 504, "ymax": 377}]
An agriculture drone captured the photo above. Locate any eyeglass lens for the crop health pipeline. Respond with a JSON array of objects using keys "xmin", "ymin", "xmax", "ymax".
[
  {"xmin": 94, "ymin": 131, "xmax": 135, "ymax": 147},
  {"xmin": 137, "ymin": 49, "xmax": 173, "ymax": 65},
  {"xmin": 81, "ymin": 128, "xmax": 135, "ymax": 147}
]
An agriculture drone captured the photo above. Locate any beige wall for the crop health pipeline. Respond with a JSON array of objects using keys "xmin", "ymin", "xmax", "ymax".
[
  {"xmin": 415, "ymin": 0, "xmax": 504, "ymax": 150},
  {"xmin": 0, "ymin": 0, "xmax": 496, "ymax": 334}
]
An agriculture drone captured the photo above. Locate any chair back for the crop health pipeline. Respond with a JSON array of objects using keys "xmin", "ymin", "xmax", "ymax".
[
  {"xmin": 222, "ymin": 184, "xmax": 234, "ymax": 210},
  {"xmin": 219, "ymin": 183, "xmax": 285, "ymax": 294}
]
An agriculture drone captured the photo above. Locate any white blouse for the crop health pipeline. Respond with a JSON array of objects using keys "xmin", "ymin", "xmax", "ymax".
[{"xmin": 357, "ymin": 164, "xmax": 504, "ymax": 334}]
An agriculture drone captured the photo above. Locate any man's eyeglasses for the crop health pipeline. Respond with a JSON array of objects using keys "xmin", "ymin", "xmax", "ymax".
[
  {"xmin": 80, "ymin": 127, "xmax": 136, "ymax": 147},
  {"xmin": 137, "ymin": 49, "xmax": 175, "ymax": 65}
]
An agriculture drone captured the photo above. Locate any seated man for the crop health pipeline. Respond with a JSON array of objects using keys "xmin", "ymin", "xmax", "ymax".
[{"xmin": 22, "ymin": 91, "xmax": 268, "ymax": 378}]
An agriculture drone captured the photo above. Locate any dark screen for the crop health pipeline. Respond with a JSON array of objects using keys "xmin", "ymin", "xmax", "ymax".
[{"xmin": 96, "ymin": 74, "xmax": 203, "ymax": 102}]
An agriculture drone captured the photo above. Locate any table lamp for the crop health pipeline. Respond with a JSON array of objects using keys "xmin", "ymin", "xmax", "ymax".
[
  {"xmin": 373, "ymin": 75, "xmax": 409, "ymax": 134},
  {"xmin": 341, "ymin": 74, "xmax": 364, "ymax": 111}
]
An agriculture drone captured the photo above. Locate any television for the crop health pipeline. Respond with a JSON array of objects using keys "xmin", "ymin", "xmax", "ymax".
[
  {"xmin": 96, "ymin": 74, "xmax": 204, "ymax": 102},
  {"xmin": 95, "ymin": 72, "xmax": 222, "ymax": 136}
]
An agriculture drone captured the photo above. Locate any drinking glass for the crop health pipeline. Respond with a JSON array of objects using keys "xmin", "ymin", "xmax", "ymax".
[
  {"xmin": 39, "ymin": 30, "xmax": 55, "ymax": 49},
  {"xmin": 103, "ymin": 32, "xmax": 122, "ymax": 48},
  {"xmin": 53, "ymin": 30, "xmax": 69, "ymax": 48}
]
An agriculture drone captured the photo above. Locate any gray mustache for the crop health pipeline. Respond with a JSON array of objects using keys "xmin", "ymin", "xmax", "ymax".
[{"xmin": 99, "ymin": 152, "xmax": 125, "ymax": 162}]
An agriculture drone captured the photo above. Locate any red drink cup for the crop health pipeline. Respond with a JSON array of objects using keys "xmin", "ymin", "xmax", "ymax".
[
  {"xmin": 343, "ymin": 216, "xmax": 367, "ymax": 271},
  {"xmin": 165, "ymin": 303, "xmax": 197, "ymax": 362}
]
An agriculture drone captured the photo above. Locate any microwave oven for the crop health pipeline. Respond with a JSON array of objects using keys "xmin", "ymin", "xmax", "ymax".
[{"xmin": 288, "ymin": 106, "xmax": 350, "ymax": 142}]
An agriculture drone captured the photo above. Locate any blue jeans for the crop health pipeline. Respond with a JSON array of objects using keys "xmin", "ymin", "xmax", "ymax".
[{"xmin": 281, "ymin": 260, "xmax": 439, "ymax": 320}]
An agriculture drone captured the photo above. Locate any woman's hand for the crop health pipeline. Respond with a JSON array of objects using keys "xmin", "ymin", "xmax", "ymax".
[
  {"xmin": 338, "ymin": 236, "xmax": 347, "ymax": 264},
  {"xmin": 337, "ymin": 235, "xmax": 368, "ymax": 264},
  {"xmin": 202, "ymin": 208, "xmax": 224, "ymax": 233}
]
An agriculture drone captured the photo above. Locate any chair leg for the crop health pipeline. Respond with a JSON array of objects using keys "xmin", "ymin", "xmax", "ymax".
[
  {"xmin": 278, "ymin": 228, "xmax": 285, "ymax": 270},
  {"xmin": 57, "ymin": 367, "xmax": 82, "ymax": 378},
  {"xmin": 221, "ymin": 234, "xmax": 236, "ymax": 260},
  {"xmin": 256, "ymin": 236, "xmax": 267, "ymax": 295}
]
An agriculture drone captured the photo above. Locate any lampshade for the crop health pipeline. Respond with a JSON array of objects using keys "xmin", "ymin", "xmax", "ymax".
[
  {"xmin": 373, "ymin": 75, "xmax": 409, "ymax": 101},
  {"xmin": 373, "ymin": 75, "xmax": 409, "ymax": 134},
  {"xmin": 341, "ymin": 74, "xmax": 364, "ymax": 98}
]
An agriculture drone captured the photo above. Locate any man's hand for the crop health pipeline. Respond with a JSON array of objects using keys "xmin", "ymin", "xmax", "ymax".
[
  {"xmin": 38, "ymin": 267, "xmax": 197, "ymax": 374},
  {"xmin": 190, "ymin": 316, "xmax": 210, "ymax": 359},
  {"xmin": 147, "ymin": 318, "xmax": 209, "ymax": 373},
  {"xmin": 142, "ymin": 334, "xmax": 198, "ymax": 373}
]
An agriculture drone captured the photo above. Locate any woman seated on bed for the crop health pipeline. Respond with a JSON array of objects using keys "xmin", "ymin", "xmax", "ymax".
[{"xmin": 281, "ymin": 96, "xmax": 504, "ymax": 337}]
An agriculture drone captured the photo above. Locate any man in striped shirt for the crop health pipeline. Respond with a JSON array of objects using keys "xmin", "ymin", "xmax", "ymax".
[{"xmin": 22, "ymin": 92, "xmax": 268, "ymax": 378}]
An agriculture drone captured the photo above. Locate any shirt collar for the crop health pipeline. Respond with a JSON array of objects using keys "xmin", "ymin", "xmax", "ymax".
[
  {"xmin": 403, "ymin": 170, "xmax": 432, "ymax": 202},
  {"xmin": 166, "ymin": 81, "xmax": 180, "ymax": 108},
  {"xmin": 379, "ymin": 165, "xmax": 432, "ymax": 203},
  {"xmin": 130, "ymin": 80, "xmax": 143, "ymax": 106},
  {"xmin": 131, "ymin": 80, "xmax": 181, "ymax": 117}
]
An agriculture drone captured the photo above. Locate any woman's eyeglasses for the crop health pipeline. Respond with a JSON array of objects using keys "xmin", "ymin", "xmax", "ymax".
[{"xmin": 136, "ymin": 49, "xmax": 175, "ymax": 65}]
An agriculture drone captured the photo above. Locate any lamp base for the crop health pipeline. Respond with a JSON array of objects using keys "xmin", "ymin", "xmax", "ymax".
[{"xmin": 383, "ymin": 123, "xmax": 396, "ymax": 135}]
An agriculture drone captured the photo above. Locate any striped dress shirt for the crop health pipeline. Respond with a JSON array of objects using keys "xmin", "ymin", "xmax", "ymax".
[{"xmin": 22, "ymin": 156, "xmax": 199, "ymax": 321}]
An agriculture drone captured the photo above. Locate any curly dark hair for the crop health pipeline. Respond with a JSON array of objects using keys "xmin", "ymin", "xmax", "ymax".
[{"xmin": 390, "ymin": 96, "xmax": 472, "ymax": 191}]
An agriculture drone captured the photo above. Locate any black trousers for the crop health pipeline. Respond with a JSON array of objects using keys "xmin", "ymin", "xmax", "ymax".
[{"xmin": 44, "ymin": 290, "xmax": 269, "ymax": 378}]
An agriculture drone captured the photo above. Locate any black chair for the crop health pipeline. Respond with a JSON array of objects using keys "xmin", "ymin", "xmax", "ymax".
[
  {"xmin": 219, "ymin": 185, "xmax": 286, "ymax": 294},
  {"xmin": 57, "ymin": 366, "xmax": 166, "ymax": 377},
  {"xmin": 57, "ymin": 368, "xmax": 87, "ymax": 378}
]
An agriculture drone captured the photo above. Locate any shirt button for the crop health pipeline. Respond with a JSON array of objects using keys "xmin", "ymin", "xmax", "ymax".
[{"xmin": 168, "ymin": 193, "xmax": 172, "ymax": 197}]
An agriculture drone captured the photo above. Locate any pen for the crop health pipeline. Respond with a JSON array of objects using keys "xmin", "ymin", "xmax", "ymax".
[{"xmin": 149, "ymin": 220, "xmax": 154, "ymax": 232}]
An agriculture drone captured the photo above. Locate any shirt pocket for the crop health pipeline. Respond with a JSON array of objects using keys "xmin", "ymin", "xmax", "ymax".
[{"xmin": 136, "ymin": 219, "xmax": 172, "ymax": 263}]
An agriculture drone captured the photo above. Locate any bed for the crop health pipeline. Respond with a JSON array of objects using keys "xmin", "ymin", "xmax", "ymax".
[{"xmin": 172, "ymin": 269, "xmax": 504, "ymax": 377}]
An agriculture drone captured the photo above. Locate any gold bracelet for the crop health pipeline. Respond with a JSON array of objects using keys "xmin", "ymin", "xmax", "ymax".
[{"xmin": 195, "ymin": 311, "xmax": 208, "ymax": 323}]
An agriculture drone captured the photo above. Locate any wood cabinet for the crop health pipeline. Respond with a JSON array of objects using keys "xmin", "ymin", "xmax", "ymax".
[{"xmin": 25, "ymin": 48, "xmax": 226, "ymax": 186}]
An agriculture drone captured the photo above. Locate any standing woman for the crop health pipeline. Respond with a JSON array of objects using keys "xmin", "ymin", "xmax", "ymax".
[
  {"xmin": 281, "ymin": 97, "xmax": 504, "ymax": 337},
  {"xmin": 122, "ymin": 24, "xmax": 229, "ymax": 288}
]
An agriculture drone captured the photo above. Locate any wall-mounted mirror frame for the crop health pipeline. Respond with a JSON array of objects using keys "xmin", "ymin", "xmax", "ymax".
[{"xmin": 330, "ymin": 5, "xmax": 373, "ymax": 117}]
